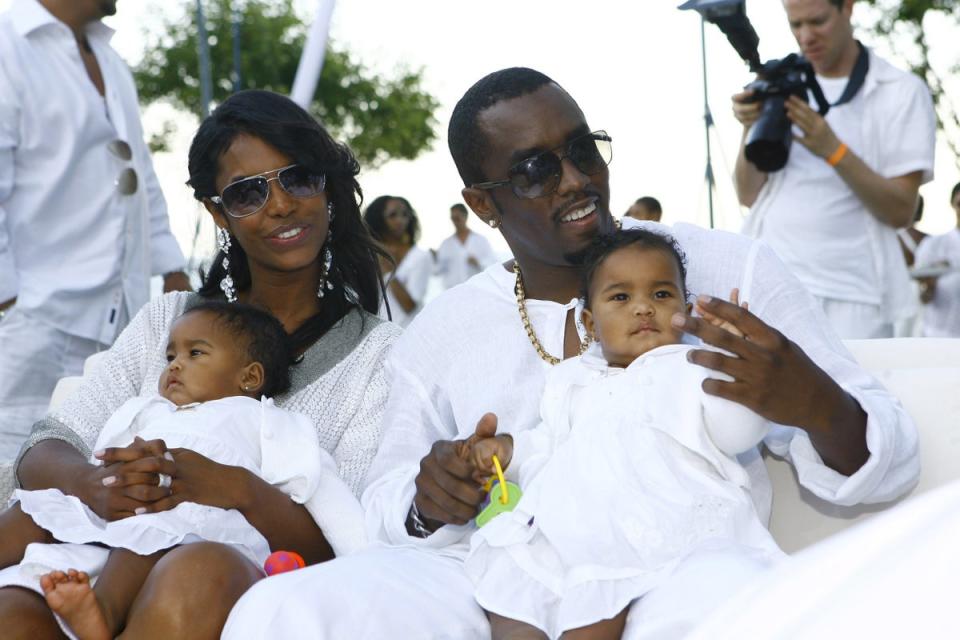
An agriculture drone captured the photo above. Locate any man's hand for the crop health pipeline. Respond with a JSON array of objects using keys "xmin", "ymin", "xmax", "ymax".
[
  {"xmin": 785, "ymin": 96, "xmax": 842, "ymax": 160},
  {"xmin": 162, "ymin": 271, "xmax": 192, "ymax": 293},
  {"xmin": 732, "ymin": 89, "xmax": 762, "ymax": 128},
  {"xmin": 411, "ymin": 413, "xmax": 498, "ymax": 529},
  {"xmin": 673, "ymin": 296, "xmax": 869, "ymax": 475},
  {"xmin": 0, "ymin": 297, "xmax": 15, "ymax": 313}
]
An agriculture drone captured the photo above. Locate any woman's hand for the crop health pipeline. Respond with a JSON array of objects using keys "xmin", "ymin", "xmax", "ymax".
[
  {"xmin": 82, "ymin": 437, "xmax": 177, "ymax": 521},
  {"xmin": 146, "ymin": 448, "xmax": 250, "ymax": 514}
]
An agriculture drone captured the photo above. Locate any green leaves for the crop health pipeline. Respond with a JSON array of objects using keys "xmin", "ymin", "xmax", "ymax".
[{"xmin": 133, "ymin": 0, "xmax": 438, "ymax": 167}]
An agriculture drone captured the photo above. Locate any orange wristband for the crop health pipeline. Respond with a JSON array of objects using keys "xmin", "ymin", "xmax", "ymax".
[{"xmin": 827, "ymin": 142, "xmax": 848, "ymax": 167}]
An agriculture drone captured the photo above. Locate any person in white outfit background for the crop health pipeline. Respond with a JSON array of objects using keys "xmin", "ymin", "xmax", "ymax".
[
  {"xmin": 0, "ymin": 301, "xmax": 350, "ymax": 640},
  {"xmin": 465, "ymin": 229, "xmax": 780, "ymax": 639},
  {"xmin": 434, "ymin": 203, "xmax": 496, "ymax": 290},
  {"xmin": 0, "ymin": 0, "xmax": 190, "ymax": 459},
  {"xmin": 914, "ymin": 182, "xmax": 960, "ymax": 337},
  {"xmin": 364, "ymin": 195, "xmax": 433, "ymax": 326}
]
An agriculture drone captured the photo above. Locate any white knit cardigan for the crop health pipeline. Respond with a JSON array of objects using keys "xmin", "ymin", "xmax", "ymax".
[{"xmin": 5, "ymin": 292, "xmax": 400, "ymax": 503}]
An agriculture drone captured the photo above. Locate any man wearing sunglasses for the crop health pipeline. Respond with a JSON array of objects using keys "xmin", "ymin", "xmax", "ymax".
[
  {"xmin": 223, "ymin": 67, "xmax": 917, "ymax": 639},
  {"xmin": 0, "ymin": 0, "xmax": 188, "ymax": 459}
]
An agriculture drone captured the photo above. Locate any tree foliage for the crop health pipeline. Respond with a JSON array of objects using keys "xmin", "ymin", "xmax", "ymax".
[
  {"xmin": 859, "ymin": 0, "xmax": 960, "ymax": 169},
  {"xmin": 133, "ymin": 0, "xmax": 439, "ymax": 167}
]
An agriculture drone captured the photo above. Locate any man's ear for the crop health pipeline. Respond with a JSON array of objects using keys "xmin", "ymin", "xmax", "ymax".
[
  {"xmin": 581, "ymin": 307, "xmax": 596, "ymax": 340},
  {"xmin": 462, "ymin": 187, "xmax": 501, "ymax": 229},
  {"xmin": 239, "ymin": 362, "xmax": 265, "ymax": 396}
]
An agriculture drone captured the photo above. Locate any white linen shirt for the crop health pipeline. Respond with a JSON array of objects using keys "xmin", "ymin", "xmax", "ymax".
[
  {"xmin": 362, "ymin": 220, "xmax": 920, "ymax": 560},
  {"xmin": 742, "ymin": 48, "xmax": 936, "ymax": 324},
  {"xmin": 0, "ymin": 0, "xmax": 184, "ymax": 343},
  {"xmin": 434, "ymin": 231, "xmax": 496, "ymax": 290},
  {"xmin": 915, "ymin": 229, "xmax": 960, "ymax": 337}
]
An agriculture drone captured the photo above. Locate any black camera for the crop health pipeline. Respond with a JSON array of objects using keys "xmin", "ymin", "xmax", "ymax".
[{"xmin": 679, "ymin": 0, "xmax": 829, "ymax": 172}]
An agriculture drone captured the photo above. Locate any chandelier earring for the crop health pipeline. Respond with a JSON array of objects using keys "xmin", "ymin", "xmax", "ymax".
[
  {"xmin": 216, "ymin": 227, "xmax": 237, "ymax": 303},
  {"xmin": 318, "ymin": 202, "xmax": 335, "ymax": 299}
]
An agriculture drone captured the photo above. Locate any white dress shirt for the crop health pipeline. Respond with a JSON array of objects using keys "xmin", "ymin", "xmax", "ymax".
[
  {"xmin": 363, "ymin": 221, "xmax": 919, "ymax": 559},
  {"xmin": 434, "ymin": 231, "xmax": 496, "ymax": 290},
  {"xmin": 0, "ymin": 0, "xmax": 184, "ymax": 343}
]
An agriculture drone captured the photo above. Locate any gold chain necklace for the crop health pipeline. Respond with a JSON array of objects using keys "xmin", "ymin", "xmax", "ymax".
[{"xmin": 513, "ymin": 262, "xmax": 590, "ymax": 366}]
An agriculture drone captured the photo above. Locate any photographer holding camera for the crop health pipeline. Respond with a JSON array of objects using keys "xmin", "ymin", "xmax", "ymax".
[{"xmin": 733, "ymin": 0, "xmax": 935, "ymax": 339}]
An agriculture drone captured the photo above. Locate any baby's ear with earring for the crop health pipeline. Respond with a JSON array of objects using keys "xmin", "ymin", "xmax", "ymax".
[
  {"xmin": 581, "ymin": 307, "xmax": 596, "ymax": 339},
  {"xmin": 239, "ymin": 362, "xmax": 265, "ymax": 396}
]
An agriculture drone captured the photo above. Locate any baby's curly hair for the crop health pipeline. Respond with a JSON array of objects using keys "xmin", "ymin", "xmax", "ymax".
[
  {"xmin": 580, "ymin": 229, "xmax": 688, "ymax": 309},
  {"xmin": 181, "ymin": 301, "xmax": 292, "ymax": 398}
]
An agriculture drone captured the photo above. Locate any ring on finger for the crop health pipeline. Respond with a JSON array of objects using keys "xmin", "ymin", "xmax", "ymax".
[{"xmin": 157, "ymin": 473, "xmax": 172, "ymax": 489}]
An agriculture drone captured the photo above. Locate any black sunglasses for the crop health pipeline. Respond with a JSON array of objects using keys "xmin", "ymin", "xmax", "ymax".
[
  {"xmin": 211, "ymin": 164, "xmax": 326, "ymax": 218},
  {"xmin": 471, "ymin": 130, "xmax": 612, "ymax": 199}
]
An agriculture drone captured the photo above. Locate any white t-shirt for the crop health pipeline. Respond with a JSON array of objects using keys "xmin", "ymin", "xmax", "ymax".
[
  {"xmin": 743, "ymin": 49, "xmax": 936, "ymax": 323},
  {"xmin": 915, "ymin": 229, "xmax": 960, "ymax": 337},
  {"xmin": 380, "ymin": 246, "xmax": 432, "ymax": 328},
  {"xmin": 434, "ymin": 231, "xmax": 496, "ymax": 290}
]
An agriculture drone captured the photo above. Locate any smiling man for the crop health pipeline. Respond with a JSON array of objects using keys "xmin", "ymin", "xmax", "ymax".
[
  {"xmin": 732, "ymin": 0, "xmax": 936, "ymax": 339},
  {"xmin": 222, "ymin": 67, "xmax": 918, "ymax": 639}
]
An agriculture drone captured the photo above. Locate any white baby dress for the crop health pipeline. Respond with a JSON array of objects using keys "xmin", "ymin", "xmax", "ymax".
[{"xmin": 466, "ymin": 344, "xmax": 784, "ymax": 638}]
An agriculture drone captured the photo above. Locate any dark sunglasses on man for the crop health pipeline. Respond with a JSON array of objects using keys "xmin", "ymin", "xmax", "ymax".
[
  {"xmin": 108, "ymin": 139, "xmax": 138, "ymax": 195},
  {"xmin": 210, "ymin": 164, "xmax": 326, "ymax": 218},
  {"xmin": 471, "ymin": 130, "xmax": 612, "ymax": 199}
]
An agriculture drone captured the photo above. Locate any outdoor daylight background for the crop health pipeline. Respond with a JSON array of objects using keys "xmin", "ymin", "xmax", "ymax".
[{"xmin": 4, "ymin": 0, "xmax": 959, "ymax": 284}]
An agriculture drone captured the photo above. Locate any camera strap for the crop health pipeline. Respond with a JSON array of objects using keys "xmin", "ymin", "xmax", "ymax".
[{"xmin": 831, "ymin": 41, "xmax": 869, "ymax": 107}]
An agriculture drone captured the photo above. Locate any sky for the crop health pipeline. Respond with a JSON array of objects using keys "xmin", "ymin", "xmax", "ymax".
[{"xmin": 3, "ymin": 0, "xmax": 959, "ymax": 268}]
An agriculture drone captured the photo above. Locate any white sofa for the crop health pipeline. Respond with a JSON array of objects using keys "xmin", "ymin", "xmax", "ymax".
[{"xmin": 36, "ymin": 338, "xmax": 960, "ymax": 553}]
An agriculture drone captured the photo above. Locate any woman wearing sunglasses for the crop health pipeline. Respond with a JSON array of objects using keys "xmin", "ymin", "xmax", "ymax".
[
  {"xmin": 0, "ymin": 90, "xmax": 399, "ymax": 639},
  {"xmin": 364, "ymin": 195, "xmax": 434, "ymax": 327}
]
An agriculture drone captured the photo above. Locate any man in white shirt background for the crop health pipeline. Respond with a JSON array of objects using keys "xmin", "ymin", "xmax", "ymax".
[
  {"xmin": 432, "ymin": 202, "xmax": 496, "ymax": 290},
  {"xmin": 733, "ymin": 0, "xmax": 936, "ymax": 339},
  {"xmin": 624, "ymin": 195, "xmax": 663, "ymax": 223},
  {"xmin": 915, "ymin": 181, "xmax": 960, "ymax": 337},
  {"xmin": 0, "ymin": 0, "xmax": 188, "ymax": 459}
]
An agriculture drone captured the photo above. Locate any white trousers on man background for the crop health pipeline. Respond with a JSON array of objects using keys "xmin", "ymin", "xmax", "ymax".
[
  {"xmin": 0, "ymin": 307, "xmax": 104, "ymax": 461},
  {"xmin": 221, "ymin": 543, "xmax": 774, "ymax": 640}
]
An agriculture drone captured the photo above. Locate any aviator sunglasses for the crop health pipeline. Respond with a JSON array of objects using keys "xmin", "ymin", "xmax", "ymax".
[
  {"xmin": 210, "ymin": 164, "xmax": 326, "ymax": 218},
  {"xmin": 108, "ymin": 140, "xmax": 138, "ymax": 195},
  {"xmin": 471, "ymin": 130, "xmax": 612, "ymax": 199}
]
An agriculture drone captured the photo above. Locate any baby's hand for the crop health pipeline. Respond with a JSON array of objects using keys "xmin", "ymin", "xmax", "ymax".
[
  {"xmin": 697, "ymin": 288, "xmax": 748, "ymax": 338},
  {"xmin": 469, "ymin": 435, "xmax": 514, "ymax": 484}
]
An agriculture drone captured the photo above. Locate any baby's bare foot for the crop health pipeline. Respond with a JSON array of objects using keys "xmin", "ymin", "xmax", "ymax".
[{"xmin": 40, "ymin": 568, "xmax": 110, "ymax": 640}]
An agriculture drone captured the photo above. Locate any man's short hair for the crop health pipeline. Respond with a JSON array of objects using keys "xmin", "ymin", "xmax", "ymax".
[
  {"xmin": 635, "ymin": 196, "xmax": 662, "ymax": 215},
  {"xmin": 450, "ymin": 203, "xmax": 468, "ymax": 215},
  {"xmin": 448, "ymin": 67, "xmax": 558, "ymax": 186}
]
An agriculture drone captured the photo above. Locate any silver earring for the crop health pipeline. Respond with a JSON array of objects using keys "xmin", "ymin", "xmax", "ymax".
[
  {"xmin": 216, "ymin": 228, "xmax": 237, "ymax": 303},
  {"xmin": 318, "ymin": 202, "xmax": 335, "ymax": 299},
  {"xmin": 488, "ymin": 219, "xmax": 498, "ymax": 229}
]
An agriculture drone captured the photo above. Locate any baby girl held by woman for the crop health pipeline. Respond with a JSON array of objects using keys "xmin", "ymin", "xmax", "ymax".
[
  {"xmin": 0, "ymin": 301, "xmax": 340, "ymax": 640},
  {"xmin": 466, "ymin": 229, "xmax": 784, "ymax": 639}
]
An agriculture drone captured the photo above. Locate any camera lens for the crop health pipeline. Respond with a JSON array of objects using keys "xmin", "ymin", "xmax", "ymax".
[{"xmin": 745, "ymin": 96, "xmax": 792, "ymax": 172}]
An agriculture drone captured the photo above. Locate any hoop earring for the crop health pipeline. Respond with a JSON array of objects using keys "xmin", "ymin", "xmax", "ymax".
[
  {"xmin": 318, "ymin": 202, "xmax": 335, "ymax": 299},
  {"xmin": 216, "ymin": 227, "xmax": 237, "ymax": 303}
]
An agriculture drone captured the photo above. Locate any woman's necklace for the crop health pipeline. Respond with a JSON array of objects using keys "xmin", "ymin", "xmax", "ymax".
[{"xmin": 513, "ymin": 262, "xmax": 590, "ymax": 366}]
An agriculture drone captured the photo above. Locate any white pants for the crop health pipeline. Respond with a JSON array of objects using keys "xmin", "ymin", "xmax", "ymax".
[
  {"xmin": 815, "ymin": 297, "xmax": 894, "ymax": 340},
  {"xmin": 0, "ymin": 307, "xmax": 105, "ymax": 460},
  {"xmin": 221, "ymin": 543, "xmax": 775, "ymax": 640}
]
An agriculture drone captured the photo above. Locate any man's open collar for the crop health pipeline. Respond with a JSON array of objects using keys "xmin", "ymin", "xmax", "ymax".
[{"xmin": 10, "ymin": 0, "xmax": 115, "ymax": 43}]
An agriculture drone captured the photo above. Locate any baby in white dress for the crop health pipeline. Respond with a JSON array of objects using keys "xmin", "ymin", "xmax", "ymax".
[
  {"xmin": 465, "ymin": 229, "xmax": 783, "ymax": 639},
  {"xmin": 0, "ymin": 301, "xmax": 326, "ymax": 640}
]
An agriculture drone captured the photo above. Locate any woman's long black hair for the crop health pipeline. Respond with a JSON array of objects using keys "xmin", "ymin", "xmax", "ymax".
[
  {"xmin": 187, "ymin": 90, "xmax": 389, "ymax": 353},
  {"xmin": 363, "ymin": 195, "xmax": 421, "ymax": 246}
]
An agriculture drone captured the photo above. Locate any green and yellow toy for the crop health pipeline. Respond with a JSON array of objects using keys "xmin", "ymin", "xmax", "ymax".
[{"xmin": 476, "ymin": 455, "xmax": 522, "ymax": 528}]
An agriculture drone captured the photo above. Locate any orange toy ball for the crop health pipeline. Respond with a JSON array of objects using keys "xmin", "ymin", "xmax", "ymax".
[{"xmin": 264, "ymin": 550, "xmax": 306, "ymax": 576}]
